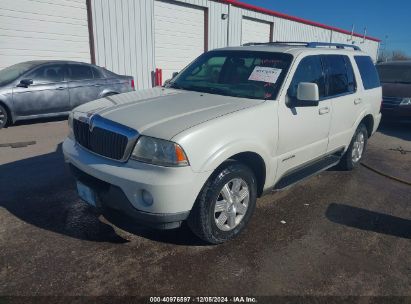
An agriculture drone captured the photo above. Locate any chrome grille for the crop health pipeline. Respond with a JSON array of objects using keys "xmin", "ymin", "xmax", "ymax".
[
  {"xmin": 73, "ymin": 115, "xmax": 138, "ymax": 161},
  {"xmin": 382, "ymin": 96, "xmax": 402, "ymax": 109}
]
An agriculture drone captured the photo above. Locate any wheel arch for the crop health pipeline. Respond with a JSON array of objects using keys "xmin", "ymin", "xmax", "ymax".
[
  {"xmin": 360, "ymin": 114, "xmax": 374, "ymax": 138},
  {"xmin": 228, "ymin": 152, "xmax": 267, "ymax": 197},
  {"xmin": 0, "ymin": 99, "xmax": 13, "ymax": 125}
]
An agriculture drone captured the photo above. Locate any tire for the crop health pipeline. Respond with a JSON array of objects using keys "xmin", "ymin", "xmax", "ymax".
[
  {"xmin": 188, "ymin": 161, "xmax": 257, "ymax": 244},
  {"xmin": 338, "ymin": 123, "xmax": 368, "ymax": 171},
  {"xmin": 0, "ymin": 104, "xmax": 9, "ymax": 129}
]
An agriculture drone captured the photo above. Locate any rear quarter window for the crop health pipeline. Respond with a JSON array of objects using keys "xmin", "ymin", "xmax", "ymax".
[{"xmin": 354, "ymin": 56, "xmax": 381, "ymax": 90}]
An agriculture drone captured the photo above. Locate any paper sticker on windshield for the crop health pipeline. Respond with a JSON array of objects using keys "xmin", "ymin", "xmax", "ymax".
[{"xmin": 248, "ymin": 66, "xmax": 282, "ymax": 84}]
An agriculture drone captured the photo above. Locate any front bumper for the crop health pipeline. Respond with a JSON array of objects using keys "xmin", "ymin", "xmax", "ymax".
[{"xmin": 63, "ymin": 138, "xmax": 210, "ymax": 224}]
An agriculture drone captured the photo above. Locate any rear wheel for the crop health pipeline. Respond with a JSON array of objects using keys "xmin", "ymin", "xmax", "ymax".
[
  {"xmin": 0, "ymin": 104, "xmax": 9, "ymax": 129},
  {"xmin": 188, "ymin": 161, "xmax": 257, "ymax": 244},
  {"xmin": 338, "ymin": 123, "xmax": 368, "ymax": 171}
]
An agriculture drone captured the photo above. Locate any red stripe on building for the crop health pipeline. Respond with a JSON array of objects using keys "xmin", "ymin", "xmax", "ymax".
[{"xmin": 220, "ymin": 0, "xmax": 381, "ymax": 42}]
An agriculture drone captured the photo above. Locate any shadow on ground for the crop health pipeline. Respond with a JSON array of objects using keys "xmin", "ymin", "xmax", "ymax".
[
  {"xmin": 326, "ymin": 203, "xmax": 411, "ymax": 239},
  {"xmin": 0, "ymin": 143, "xmax": 205, "ymax": 246},
  {"xmin": 378, "ymin": 120, "xmax": 411, "ymax": 142},
  {"xmin": 9, "ymin": 115, "xmax": 68, "ymax": 127}
]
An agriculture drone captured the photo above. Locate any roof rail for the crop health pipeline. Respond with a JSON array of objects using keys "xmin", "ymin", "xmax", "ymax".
[{"xmin": 242, "ymin": 41, "xmax": 362, "ymax": 51}]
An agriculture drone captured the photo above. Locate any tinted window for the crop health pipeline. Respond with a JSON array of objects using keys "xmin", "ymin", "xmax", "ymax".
[
  {"xmin": 354, "ymin": 56, "xmax": 380, "ymax": 90},
  {"xmin": 344, "ymin": 57, "xmax": 357, "ymax": 92},
  {"xmin": 0, "ymin": 62, "xmax": 38, "ymax": 85},
  {"xmin": 323, "ymin": 55, "xmax": 353, "ymax": 97},
  {"xmin": 168, "ymin": 51, "xmax": 293, "ymax": 100},
  {"xmin": 376, "ymin": 65, "xmax": 411, "ymax": 84},
  {"xmin": 25, "ymin": 64, "xmax": 64, "ymax": 84},
  {"xmin": 68, "ymin": 65, "xmax": 93, "ymax": 81},
  {"xmin": 91, "ymin": 67, "xmax": 104, "ymax": 79},
  {"xmin": 288, "ymin": 55, "xmax": 325, "ymax": 99}
]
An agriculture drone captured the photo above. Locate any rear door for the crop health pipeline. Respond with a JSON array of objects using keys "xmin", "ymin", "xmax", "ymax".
[
  {"xmin": 12, "ymin": 64, "xmax": 69, "ymax": 116},
  {"xmin": 67, "ymin": 64, "xmax": 104, "ymax": 109},
  {"xmin": 323, "ymin": 55, "xmax": 362, "ymax": 153}
]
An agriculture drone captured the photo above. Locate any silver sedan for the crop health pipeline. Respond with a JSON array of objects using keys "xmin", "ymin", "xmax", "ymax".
[{"xmin": 0, "ymin": 61, "xmax": 135, "ymax": 129}]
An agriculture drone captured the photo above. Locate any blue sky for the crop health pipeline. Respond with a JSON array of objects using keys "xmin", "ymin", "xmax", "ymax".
[{"xmin": 241, "ymin": 0, "xmax": 411, "ymax": 56}]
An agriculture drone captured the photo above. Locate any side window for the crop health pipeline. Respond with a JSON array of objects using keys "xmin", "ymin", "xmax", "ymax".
[
  {"xmin": 344, "ymin": 56, "xmax": 357, "ymax": 93},
  {"xmin": 288, "ymin": 55, "xmax": 325, "ymax": 99},
  {"xmin": 25, "ymin": 65, "xmax": 64, "ymax": 84},
  {"xmin": 91, "ymin": 67, "xmax": 104, "ymax": 79},
  {"xmin": 322, "ymin": 55, "xmax": 353, "ymax": 97},
  {"xmin": 67, "ymin": 65, "xmax": 93, "ymax": 81},
  {"xmin": 354, "ymin": 56, "xmax": 381, "ymax": 90}
]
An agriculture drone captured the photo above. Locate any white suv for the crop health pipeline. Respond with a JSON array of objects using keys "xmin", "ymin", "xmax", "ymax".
[{"xmin": 63, "ymin": 42, "xmax": 382, "ymax": 244}]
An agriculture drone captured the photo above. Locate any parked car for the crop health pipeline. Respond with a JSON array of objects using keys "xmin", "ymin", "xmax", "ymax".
[
  {"xmin": 0, "ymin": 60, "xmax": 135, "ymax": 129},
  {"xmin": 63, "ymin": 42, "xmax": 382, "ymax": 244},
  {"xmin": 376, "ymin": 61, "xmax": 411, "ymax": 122}
]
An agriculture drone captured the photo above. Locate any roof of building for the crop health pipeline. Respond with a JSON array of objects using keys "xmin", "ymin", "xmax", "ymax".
[{"xmin": 218, "ymin": 0, "xmax": 381, "ymax": 42}]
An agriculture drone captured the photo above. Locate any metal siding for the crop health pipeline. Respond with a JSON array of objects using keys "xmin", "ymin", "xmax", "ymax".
[
  {"xmin": 91, "ymin": 0, "xmax": 155, "ymax": 89},
  {"xmin": 90, "ymin": 0, "xmax": 380, "ymax": 89},
  {"xmin": 154, "ymin": 0, "xmax": 205, "ymax": 81},
  {"xmin": 0, "ymin": 0, "xmax": 90, "ymax": 70}
]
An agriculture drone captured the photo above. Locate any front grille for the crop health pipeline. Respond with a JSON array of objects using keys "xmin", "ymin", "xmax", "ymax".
[
  {"xmin": 382, "ymin": 96, "xmax": 403, "ymax": 109},
  {"xmin": 73, "ymin": 116, "xmax": 135, "ymax": 161}
]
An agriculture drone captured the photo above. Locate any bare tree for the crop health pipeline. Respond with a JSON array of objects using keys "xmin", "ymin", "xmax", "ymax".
[{"xmin": 391, "ymin": 50, "xmax": 410, "ymax": 61}]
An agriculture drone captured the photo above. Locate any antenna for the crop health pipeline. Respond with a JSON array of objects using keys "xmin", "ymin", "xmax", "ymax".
[
  {"xmin": 361, "ymin": 27, "xmax": 367, "ymax": 44},
  {"xmin": 347, "ymin": 24, "xmax": 354, "ymax": 41}
]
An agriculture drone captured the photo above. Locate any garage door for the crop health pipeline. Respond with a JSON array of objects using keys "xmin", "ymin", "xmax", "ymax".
[
  {"xmin": 154, "ymin": 0, "xmax": 205, "ymax": 82},
  {"xmin": 241, "ymin": 17, "xmax": 272, "ymax": 45},
  {"xmin": 0, "ymin": 0, "xmax": 90, "ymax": 70}
]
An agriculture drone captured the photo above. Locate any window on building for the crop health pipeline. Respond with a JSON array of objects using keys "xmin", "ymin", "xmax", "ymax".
[
  {"xmin": 288, "ymin": 55, "xmax": 326, "ymax": 99},
  {"xmin": 25, "ymin": 64, "xmax": 65, "ymax": 84},
  {"xmin": 355, "ymin": 56, "xmax": 381, "ymax": 90}
]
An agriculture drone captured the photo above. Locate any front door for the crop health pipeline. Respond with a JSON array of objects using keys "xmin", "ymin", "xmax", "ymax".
[
  {"xmin": 12, "ymin": 64, "xmax": 69, "ymax": 116},
  {"xmin": 276, "ymin": 55, "xmax": 332, "ymax": 180}
]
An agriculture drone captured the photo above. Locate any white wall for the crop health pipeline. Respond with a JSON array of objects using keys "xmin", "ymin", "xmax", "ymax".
[
  {"xmin": 90, "ymin": 0, "xmax": 381, "ymax": 89},
  {"xmin": 0, "ymin": 0, "xmax": 90, "ymax": 70}
]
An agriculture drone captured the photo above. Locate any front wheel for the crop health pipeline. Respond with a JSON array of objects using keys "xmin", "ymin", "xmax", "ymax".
[
  {"xmin": 188, "ymin": 161, "xmax": 257, "ymax": 244},
  {"xmin": 0, "ymin": 104, "xmax": 9, "ymax": 129},
  {"xmin": 338, "ymin": 123, "xmax": 368, "ymax": 171}
]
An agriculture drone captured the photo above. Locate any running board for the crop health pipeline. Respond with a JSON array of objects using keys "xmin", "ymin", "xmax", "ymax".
[{"xmin": 274, "ymin": 153, "xmax": 342, "ymax": 190}]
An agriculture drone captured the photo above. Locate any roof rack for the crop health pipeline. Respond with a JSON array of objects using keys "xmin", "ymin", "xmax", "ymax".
[{"xmin": 242, "ymin": 41, "xmax": 361, "ymax": 51}]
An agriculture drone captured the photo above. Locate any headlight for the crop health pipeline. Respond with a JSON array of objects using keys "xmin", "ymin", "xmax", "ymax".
[
  {"xmin": 67, "ymin": 112, "xmax": 74, "ymax": 140},
  {"xmin": 400, "ymin": 98, "xmax": 411, "ymax": 106},
  {"xmin": 131, "ymin": 136, "xmax": 189, "ymax": 167}
]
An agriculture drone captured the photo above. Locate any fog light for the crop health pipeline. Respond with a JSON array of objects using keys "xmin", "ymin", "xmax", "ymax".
[{"xmin": 142, "ymin": 190, "xmax": 153, "ymax": 206}]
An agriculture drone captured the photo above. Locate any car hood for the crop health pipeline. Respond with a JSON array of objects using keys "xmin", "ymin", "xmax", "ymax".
[
  {"xmin": 73, "ymin": 87, "xmax": 264, "ymax": 139},
  {"xmin": 382, "ymin": 82, "xmax": 411, "ymax": 98}
]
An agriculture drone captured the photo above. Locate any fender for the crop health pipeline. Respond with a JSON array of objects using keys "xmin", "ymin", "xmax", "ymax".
[{"xmin": 197, "ymin": 140, "xmax": 275, "ymax": 190}]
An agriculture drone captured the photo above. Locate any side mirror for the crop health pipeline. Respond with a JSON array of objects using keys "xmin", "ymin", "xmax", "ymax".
[
  {"xmin": 296, "ymin": 82, "xmax": 320, "ymax": 106},
  {"xmin": 17, "ymin": 79, "xmax": 33, "ymax": 88},
  {"xmin": 163, "ymin": 79, "xmax": 172, "ymax": 86},
  {"xmin": 172, "ymin": 72, "xmax": 179, "ymax": 78}
]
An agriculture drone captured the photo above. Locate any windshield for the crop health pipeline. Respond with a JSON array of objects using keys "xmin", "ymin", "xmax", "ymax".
[
  {"xmin": 377, "ymin": 65, "xmax": 411, "ymax": 84},
  {"xmin": 166, "ymin": 51, "xmax": 293, "ymax": 100},
  {"xmin": 0, "ymin": 62, "xmax": 38, "ymax": 86}
]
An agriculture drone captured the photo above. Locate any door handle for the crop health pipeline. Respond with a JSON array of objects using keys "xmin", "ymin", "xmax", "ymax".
[
  {"xmin": 354, "ymin": 98, "xmax": 362, "ymax": 105},
  {"xmin": 319, "ymin": 107, "xmax": 330, "ymax": 115},
  {"xmin": 56, "ymin": 87, "xmax": 65, "ymax": 90}
]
